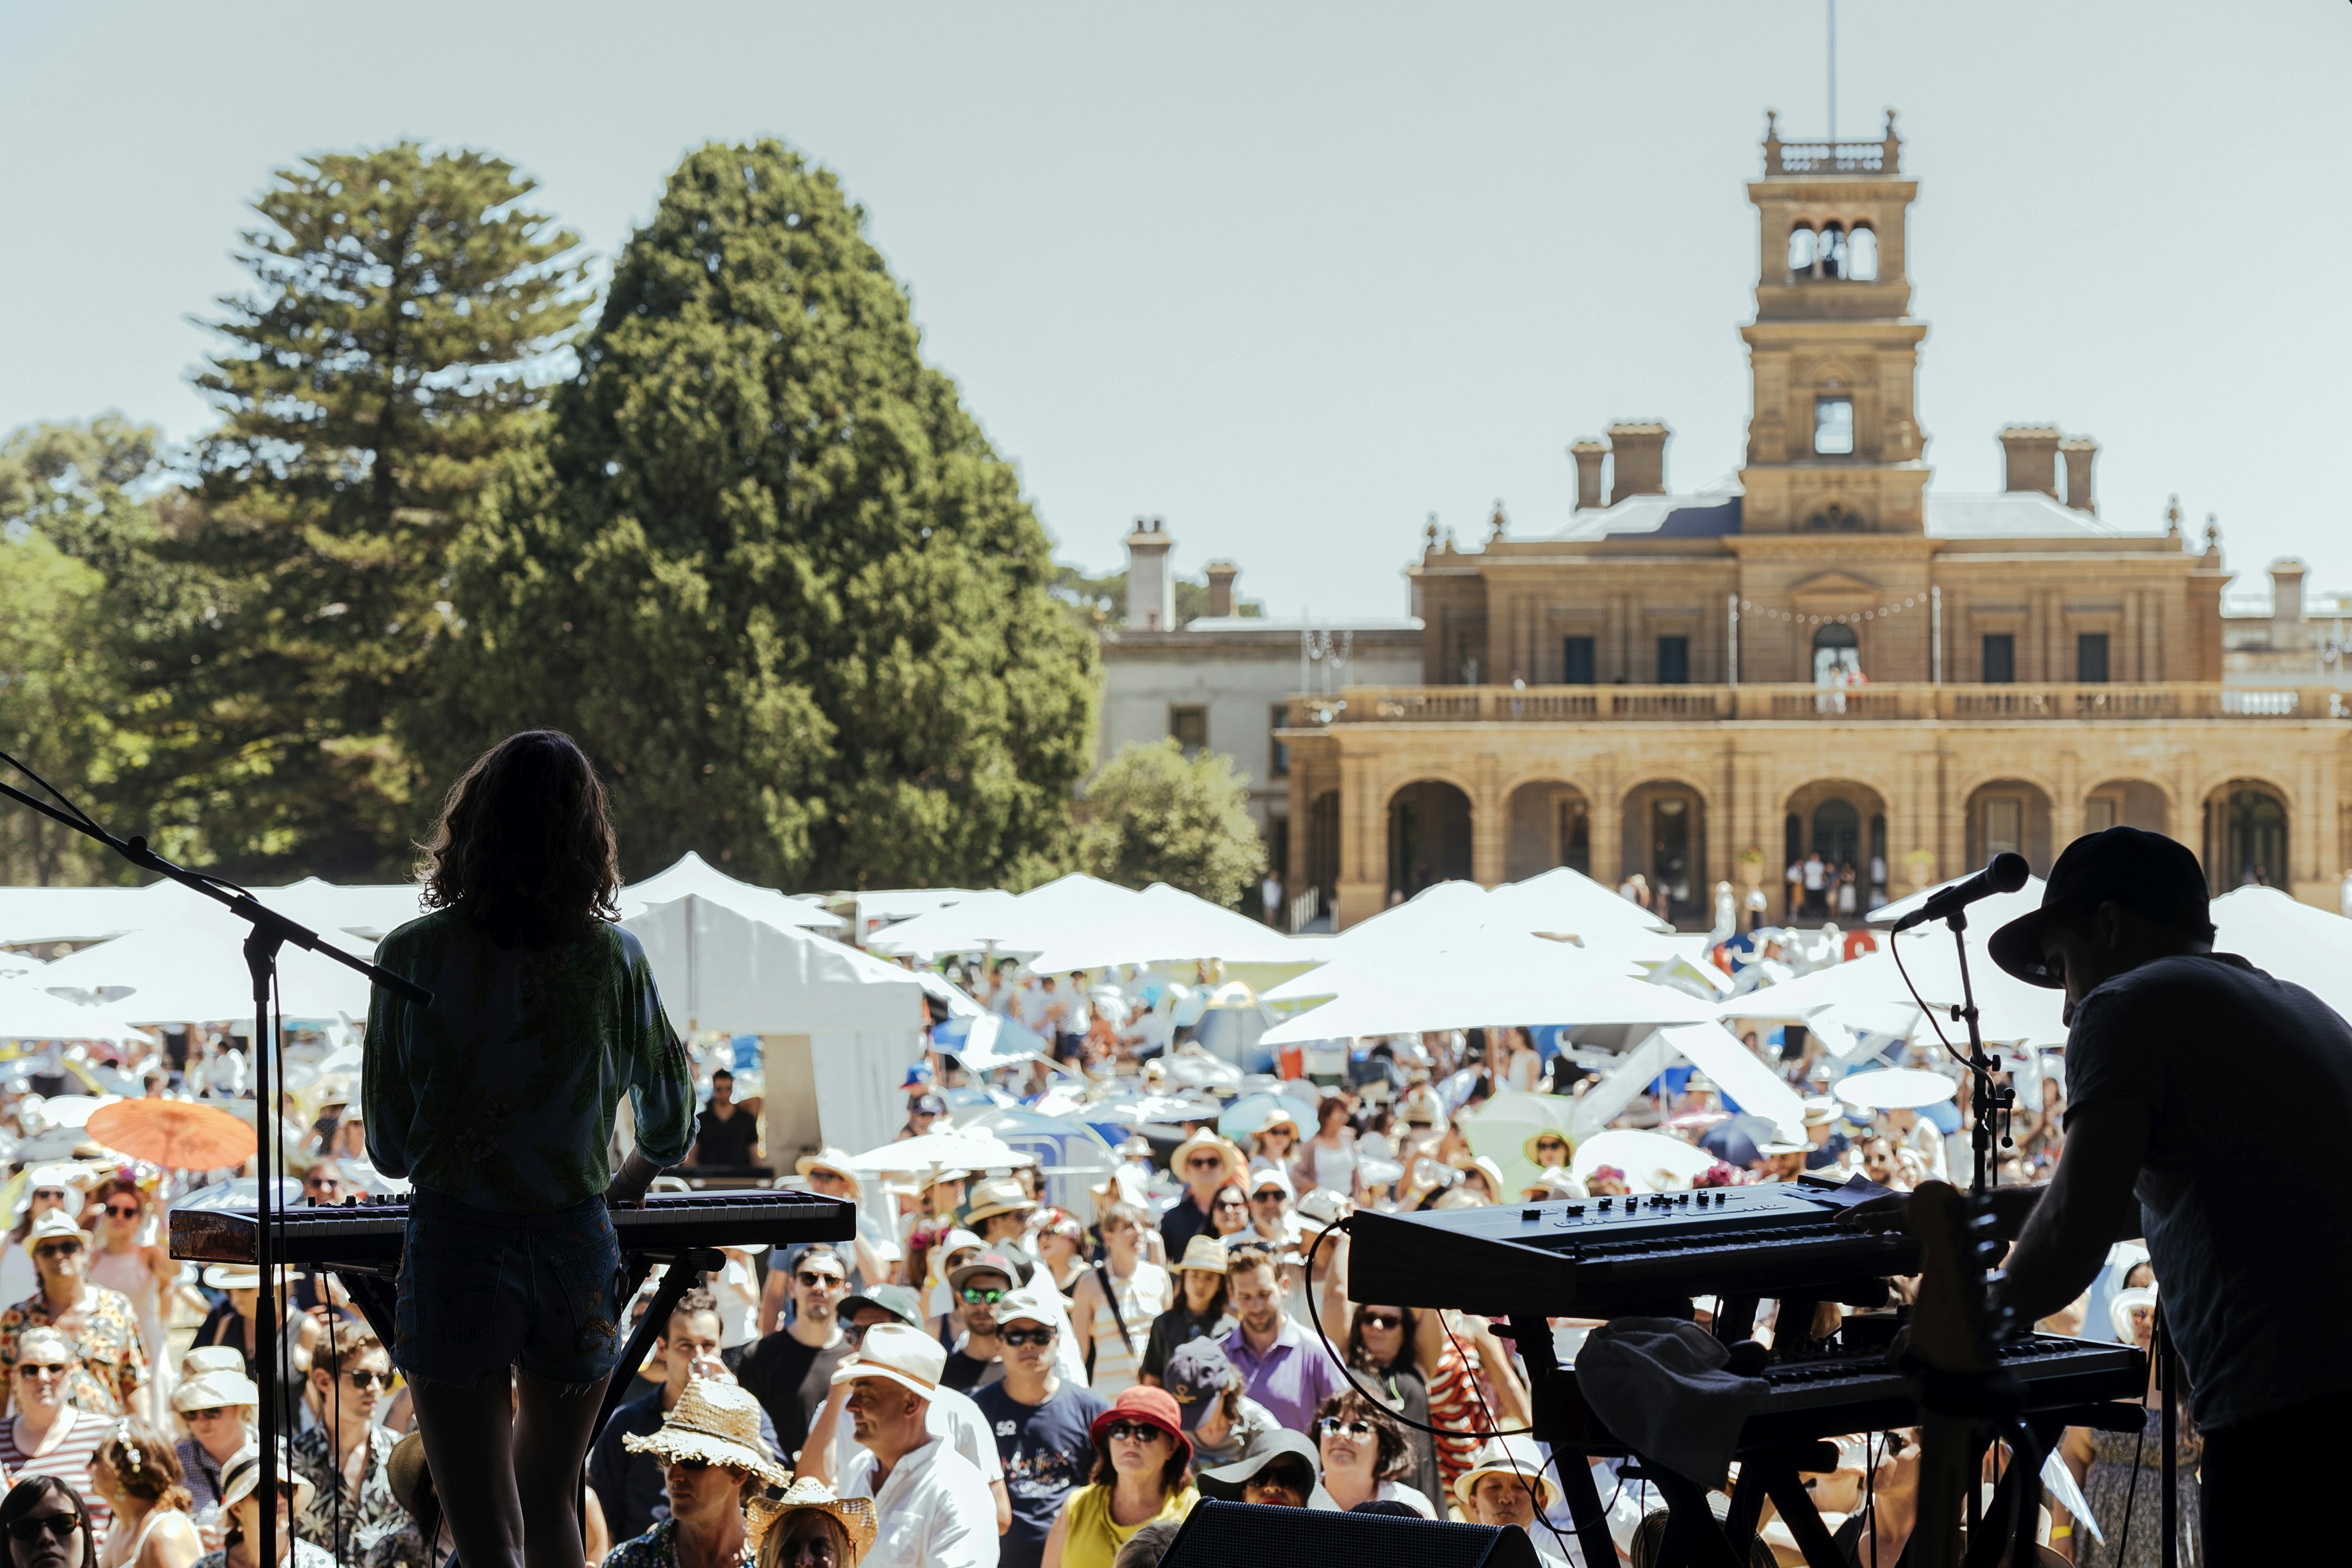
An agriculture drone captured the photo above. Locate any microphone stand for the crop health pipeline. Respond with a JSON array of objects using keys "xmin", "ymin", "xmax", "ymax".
[
  {"xmin": 1940, "ymin": 909, "xmax": 2007, "ymax": 1198},
  {"xmin": 0, "ymin": 761, "xmax": 430, "ymax": 1568}
]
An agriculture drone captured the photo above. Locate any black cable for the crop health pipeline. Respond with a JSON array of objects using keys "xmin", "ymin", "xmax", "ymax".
[
  {"xmin": 1302, "ymin": 1217, "xmax": 1531, "ymax": 1439},
  {"xmin": 1888, "ymin": 933, "xmax": 1969, "ymax": 1072},
  {"xmin": 0, "ymin": 745, "xmax": 104, "ymax": 833}
]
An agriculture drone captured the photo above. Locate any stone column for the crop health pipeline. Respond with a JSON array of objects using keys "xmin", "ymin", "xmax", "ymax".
[
  {"xmin": 1590, "ymin": 756, "xmax": 1624, "ymax": 889},
  {"xmin": 1336, "ymin": 751, "xmax": 1385, "ymax": 929},
  {"xmin": 1472, "ymin": 755, "xmax": 1508, "ymax": 886}
]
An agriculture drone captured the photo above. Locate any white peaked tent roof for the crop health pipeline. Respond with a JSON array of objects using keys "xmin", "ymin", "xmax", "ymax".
[
  {"xmin": 617, "ymin": 852, "xmax": 843, "ymax": 933},
  {"xmin": 1020, "ymin": 881, "xmax": 1308, "ymax": 972},
  {"xmin": 0, "ymin": 879, "xmax": 219, "ymax": 946},
  {"xmin": 1319, "ymin": 880, "xmax": 1494, "ymax": 963},
  {"xmin": 619, "ymin": 894, "xmax": 922, "ymax": 1036},
  {"xmin": 1483, "ymin": 866, "xmax": 1675, "ymax": 938},
  {"xmin": 2211, "ymin": 886, "xmax": 2352, "ymax": 1019},
  {"xmin": 1261, "ymin": 928, "xmax": 1715, "ymax": 1044},
  {"xmin": 862, "ymin": 889, "xmax": 1025, "ymax": 959},
  {"xmin": 247, "ymin": 877, "xmax": 428, "ymax": 943},
  {"xmin": 34, "ymin": 918, "xmax": 378, "ymax": 1022}
]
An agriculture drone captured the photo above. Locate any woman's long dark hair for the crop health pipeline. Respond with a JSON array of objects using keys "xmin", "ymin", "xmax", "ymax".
[
  {"xmin": 0, "ymin": 1477, "xmax": 99, "ymax": 1568},
  {"xmin": 419, "ymin": 731, "xmax": 622, "ymax": 948},
  {"xmin": 1313, "ymin": 1389, "xmax": 1413, "ymax": 1482}
]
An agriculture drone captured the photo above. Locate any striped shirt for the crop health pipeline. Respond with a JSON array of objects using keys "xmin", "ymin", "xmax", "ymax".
[
  {"xmin": 1082, "ymin": 1260, "xmax": 1166, "ymax": 1396},
  {"xmin": 0, "ymin": 1405, "xmax": 110, "ymax": 1528}
]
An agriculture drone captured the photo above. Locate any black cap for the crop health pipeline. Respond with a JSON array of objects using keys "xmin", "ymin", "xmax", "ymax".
[{"xmin": 1988, "ymin": 826, "xmax": 2214, "ymax": 987}]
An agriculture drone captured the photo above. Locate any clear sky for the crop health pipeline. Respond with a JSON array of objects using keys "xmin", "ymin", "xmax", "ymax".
[{"xmin": 4, "ymin": 2, "xmax": 2348, "ymax": 620}]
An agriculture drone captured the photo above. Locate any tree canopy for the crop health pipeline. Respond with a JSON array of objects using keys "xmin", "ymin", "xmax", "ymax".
[
  {"xmin": 1080, "ymin": 739, "xmax": 1264, "ymax": 906},
  {"xmin": 448, "ymin": 138, "xmax": 1098, "ymax": 889}
]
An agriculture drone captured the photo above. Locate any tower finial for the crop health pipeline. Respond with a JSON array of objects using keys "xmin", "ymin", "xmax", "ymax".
[
  {"xmin": 1425, "ymin": 512, "xmax": 1439, "ymax": 550},
  {"xmin": 2204, "ymin": 512, "xmax": 2222, "ymax": 552},
  {"xmin": 1489, "ymin": 499, "xmax": 1508, "ymax": 541},
  {"xmin": 2165, "ymin": 494, "xmax": 2183, "ymax": 537}
]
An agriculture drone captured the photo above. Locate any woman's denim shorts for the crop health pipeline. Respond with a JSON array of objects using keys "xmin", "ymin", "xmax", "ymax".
[{"xmin": 393, "ymin": 1186, "xmax": 628, "ymax": 1392}]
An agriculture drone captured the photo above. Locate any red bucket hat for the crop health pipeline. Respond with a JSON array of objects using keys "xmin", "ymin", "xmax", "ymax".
[{"xmin": 1088, "ymin": 1384, "xmax": 1192, "ymax": 1463}]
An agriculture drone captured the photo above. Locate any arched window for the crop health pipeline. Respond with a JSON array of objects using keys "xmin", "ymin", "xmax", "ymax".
[
  {"xmin": 1812, "ymin": 622, "xmax": 1860, "ymax": 685},
  {"xmin": 1787, "ymin": 225, "xmax": 1817, "ymax": 274},
  {"xmin": 1847, "ymin": 225, "xmax": 1879, "ymax": 281},
  {"xmin": 1819, "ymin": 222, "xmax": 1849, "ymax": 279}
]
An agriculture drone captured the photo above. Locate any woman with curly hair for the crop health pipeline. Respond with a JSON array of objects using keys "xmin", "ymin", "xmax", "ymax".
[
  {"xmin": 364, "ymin": 731, "xmax": 696, "ymax": 1568},
  {"xmin": 1341, "ymin": 1304, "xmax": 1442, "ymax": 1509},
  {"xmin": 91, "ymin": 1419, "xmax": 199, "ymax": 1568},
  {"xmin": 1311, "ymin": 1390, "xmax": 1434, "ymax": 1517}
]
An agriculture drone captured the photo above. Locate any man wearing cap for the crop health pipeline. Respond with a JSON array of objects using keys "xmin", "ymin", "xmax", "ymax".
[
  {"xmin": 1161, "ymin": 1338, "xmax": 1278, "ymax": 1469},
  {"xmin": 729, "ymin": 1243, "xmax": 855, "ymax": 1463},
  {"xmin": 941, "ymin": 1252, "xmax": 1023, "ymax": 1393},
  {"xmin": 1157, "ymin": 1133, "xmax": 1243, "ymax": 1261},
  {"xmin": 588, "ymin": 1286, "xmax": 782, "ymax": 1544},
  {"xmin": 1857, "ymin": 826, "xmax": 2352, "ymax": 1564},
  {"xmin": 608, "ymin": 1379, "xmax": 789, "ymax": 1568},
  {"xmin": 971, "ymin": 1280, "xmax": 1106, "ymax": 1568},
  {"xmin": 899, "ymin": 1092, "xmax": 949, "ymax": 1142},
  {"xmin": 0, "ymin": 1208, "xmax": 145, "ymax": 1418},
  {"xmin": 797, "ymin": 1284, "xmax": 1011, "ymax": 1536},
  {"xmin": 834, "ymin": 1322, "xmax": 1001, "ymax": 1567}
]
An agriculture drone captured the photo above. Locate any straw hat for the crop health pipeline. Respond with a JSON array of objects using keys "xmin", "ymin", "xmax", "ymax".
[
  {"xmin": 1168, "ymin": 1131, "xmax": 1244, "ymax": 1185},
  {"xmin": 963, "ymin": 1177, "xmax": 1038, "ymax": 1225},
  {"xmin": 1453, "ymin": 1434, "xmax": 1561, "ymax": 1514},
  {"xmin": 21, "ymin": 1163, "xmax": 93, "ymax": 1196},
  {"xmin": 747, "ymin": 1478, "xmax": 878, "ymax": 1563},
  {"xmin": 1758, "ymin": 1140, "xmax": 1811, "ymax": 1158},
  {"xmin": 173, "ymin": 1367, "xmax": 261, "ymax": 1412},
  {"xmin": 202, "ymin": 1264, "xmax": 262, "ymax": 1291},
  {"xmin": 385, "ymin": 1430, "xmax": 434, "ymax": 1521},
  {"xmin": 218, "ymin": 1442, "xmax": 316, "ymax": 1516},
  {"xmin": 181, "ymin": 1346, "xmax": 247, "ymax": 1381},
  {"xmin": 796, "ymin": 1149, "xmax": 861, "ymax": 1189},
  {"xmin": 1175, "ymin": 1234, "xmax": 1230, "ymax": 1276},
  {"xmin": 830, "ymin": 1322, "xmax": 949, "ymax": 1403},
  {"xmin": 1292, "ymin": 1189, "xmax": 1350, "ymax": 1237},
  {"xmin": 1801, "ymin": 1096, "xmax": 1842, "ymax": 1129},
  {"xmin": 21, "ymin": 1210, "xmax": 86, "ymax": 1256},
  {"xmin": 1463, "ymin": 1156, "xmax": 1509, "ymax": 1200},
  {"xmin": 622, "ymin": 1379, "xmax": 788, "ymax": 1487}
]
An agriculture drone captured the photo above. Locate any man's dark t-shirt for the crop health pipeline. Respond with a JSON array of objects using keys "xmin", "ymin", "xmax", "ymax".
[
  {"xmin": 725, "ymin": 1332, "xmax": 852, "ymax": 1461},
  {"xmin": 2065, "ymin": 951, "xmax": 2352, "ymax": 1430},
  {"xmin": 1157, "ymin": 1192, "xmax": 1215, "ymax": 1260},
  {"xmin": 586, "ymin": 1389, "xmax": 782, "ymax": 1541},
  {"xmin": 942, "ymin": 1344, "xmax": 1001, "ymax": 1393},
  {"xmin": 973, "ymin": 1380, "xmax": 1107, "ymax": 1568},
  {"xmin": 692, "ymin": 1104, "xmax": 761, "ymax": 1166},
  {"xmin": 1138, "ymin": 1306, "xmax": 1234, "ymax": 1384}
]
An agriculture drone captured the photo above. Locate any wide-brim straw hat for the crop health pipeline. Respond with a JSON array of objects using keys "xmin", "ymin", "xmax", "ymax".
[
  {"xmin": 748, "ymin": 1479, "xmax": 878, "ymax": 1563},
  {"xmin": 172, "ymin": 1368, "xmax": 261, "ymax": 1412},
  {"xmin": 218, "ymin": 1443, "xmax": 316, "ymax": 1516},
  {"xmin": 385, "ymin": 1430, "xmax": 434, "ymax": 1521},
  {"xmin": 1168, "ymin": 1130, "xmax": 1245, "ymax": 1184},
  {"xmin": 796, "ymin": 1148, "xmax": 861, "ymax": 1188},
  {"xmin": 21, "ymin": 1209, "xmax": 86, "ymax": 1257},
  {"xmin": 181, "ymin": 1346, "xmax": 246, "ymax": 1381},
  {"xmin": 621, "ymin": 1378, "xmax": 789, "ymax": 1487},
  {"xmin": 1175, "ymin": 1234, "xmax": 1229, "ymax": 1275},
  {"xmin": 1521, "ymin": 1128, "xmax": 1576, "ymax": 1166},
  {"xmin": 1454, "ymin": 1434, "xmax": 1561, "ymax": 1514},
  {"xmin": 963, "ymin": 1177, "xmax": 1038, "ymax": 1225}
]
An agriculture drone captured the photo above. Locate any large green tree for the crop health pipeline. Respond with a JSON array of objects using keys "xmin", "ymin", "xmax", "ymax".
[
  {"xmin": 1079, "ymin": 739, "xmax": 1264, "ymax": 905},
  {"xmin": 175, "ymin": 143, "xmax": 587, "ymax": 878},
  {"xmin": 449, "ymin": 139, "xmax": 1098, "ymax": 889}
]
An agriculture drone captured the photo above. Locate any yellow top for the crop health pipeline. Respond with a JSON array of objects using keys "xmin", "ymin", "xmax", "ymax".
[{"xmin": 1060, "ymin": 1483, "xmax": 1197, "ymax": 1568}]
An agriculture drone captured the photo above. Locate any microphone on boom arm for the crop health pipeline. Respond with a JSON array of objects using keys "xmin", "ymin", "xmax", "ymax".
[{"xmin": 1890, "ymin": 851, "xmax": 2031, "ymax": 933}]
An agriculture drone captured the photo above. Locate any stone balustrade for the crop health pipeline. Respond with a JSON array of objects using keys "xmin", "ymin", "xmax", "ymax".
[{"xmin": 1283, "ymin": 683, "xmax": 2352, "ymax": 728}]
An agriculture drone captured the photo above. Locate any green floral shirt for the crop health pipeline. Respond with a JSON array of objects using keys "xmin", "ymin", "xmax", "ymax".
[
  {"xmin": 364, "ymin": 910, "xmax": 695, "ymax": 1213},
  {"xmin": 0, "ymin": 1283, "xmax": 146, "ymax": 1416}
]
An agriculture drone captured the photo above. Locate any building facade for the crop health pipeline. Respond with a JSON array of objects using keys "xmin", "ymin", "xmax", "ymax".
[{"xmin": 1284, "ymin": 116, "xmax": 2348, "ymax": 929}]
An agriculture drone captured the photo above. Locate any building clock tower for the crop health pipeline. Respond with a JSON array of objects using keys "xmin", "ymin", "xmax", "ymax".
[{"xmin": 1738, "ymin": 110, "xmax": 1929, "ymax": 534}]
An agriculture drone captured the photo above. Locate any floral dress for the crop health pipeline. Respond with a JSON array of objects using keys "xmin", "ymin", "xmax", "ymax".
[
  {"xmin": 2078, "ymin": 1405, "xmax": 2201, "ymax": 1568},
  {"xmin": 0, "ymin": 1284, "xmax": 148, "ymax": 1416}
]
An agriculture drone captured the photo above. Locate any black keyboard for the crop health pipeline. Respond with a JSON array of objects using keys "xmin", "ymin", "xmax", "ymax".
[
  {"xmin": 1737, "ymin": 1334, "xmax": 2147, "ymax": 1446},
  {"xmin": 1349, "ymin": 1181, "xmax": 1921, "ymax": 1316},
  {"xmin": 170, "ymin": 1188, "xmax": 855, "ymax": 1270}
]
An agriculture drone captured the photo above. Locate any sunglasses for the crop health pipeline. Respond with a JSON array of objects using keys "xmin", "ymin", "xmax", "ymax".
[
  {"xmin": 1104, "ymin": 1421, "xmax": 1167, "ymax": 1444},
  {"xmin": 999, "ymin": 1327, "xmax": 1055, "ymax": 1348},
  {"xmin": 1245, "ymin": 1468, "xmax": 1311, "ymax": 1497},
  {"xmin": 341, "ymin": 1370, "xmax": 391, "ymax": 1390},
  {"xmin": 1535, "ymin": 1139, "xmax": 1568, "ymax": 1152},
  {"xmin": 960, "ymin": 1286, "xmax": 1006, "ymax": 1305},
  {"xmin": 32, "ymin": 1243, "xmax": 81, "ymax": 1261},
  {"xmin": 185, "ymin": 1407, "xmax": 232, "ymax": 1422},
  {"xmin": 1185, "ymin": 1156, "xmax": 1223, "ymax": 1170},
  {"xmin": 1251, "ymin": 1190, "xmax": 1285, "ymax": 1202},
  {"xmin": 1212, "ymin": 1197, "xmax": 1245, "ymax": 1210},
  {"xmin": 1317, "ymin": 1417, "xmax": 1376, "ymax": 1438},
  {"xmin": 104, "ymin": 1202, "xmax": 140, "ymax": 1219},
  {"xmin": 15, "ymin": 1363, "xmax": 68, "ymax": 1380},
  {"xmin": 304, "ymin": 1178, "xmax": 341, "ymax": 1191},
  {"xmin": 6, "ymin": 1517, "xmax": 76, "ymax": 1544},
  {"xmin": 796, "ymin": 1272, "xmax": 846, "ymax": 1289},
  {"xmin": 1357, "ymin": 1311, "xmax": 1403, "ymax": 1331}
]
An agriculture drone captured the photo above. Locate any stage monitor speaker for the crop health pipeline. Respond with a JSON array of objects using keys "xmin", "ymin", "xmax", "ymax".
[{"xmin": 1156, "ymin": 1499, "xmax": 1542, "ymax": 1568}]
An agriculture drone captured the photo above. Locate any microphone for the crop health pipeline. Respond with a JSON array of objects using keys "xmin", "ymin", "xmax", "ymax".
[{"xmin": 1890, "ymin": 852, "xmax": 2031, "ymax": 933}]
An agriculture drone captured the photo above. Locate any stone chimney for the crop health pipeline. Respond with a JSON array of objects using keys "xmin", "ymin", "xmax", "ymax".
[
  {"xmin": 2059, "ymin": 437, "xmax": 2098, "ymax": 513},
  {"xmin": 1999, "ymin": 426, "xmax": 2061, "ymax": 499},
  {"xmin": 1124, "ymin": 517, "xmax": 1175, "ymax": 630},
  {"xmin": 1569, "ymin": 440, "xmax": 1609, "ymax": 511},
  {"xmin": 2271, "ymin": 558, "xmax": 2309, "ymax": 649},
  {"xmin": 1204, "ymin": 560, "xmax": 1238, "ymax": 619},
  {"xmin": 1606, "ymin": 423, "xmax": 1670, "ymax": 504}
]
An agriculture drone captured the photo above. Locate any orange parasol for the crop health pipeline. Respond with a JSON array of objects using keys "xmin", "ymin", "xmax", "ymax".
[{"xmin": 85, "ymin": 1100, "xmax": 257, "ymax": 1171}]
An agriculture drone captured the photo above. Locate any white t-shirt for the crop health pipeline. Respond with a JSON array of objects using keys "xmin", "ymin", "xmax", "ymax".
[{"xmin": 842, "ymin": 1433, "xmax": 1001, "ymax": 1568}]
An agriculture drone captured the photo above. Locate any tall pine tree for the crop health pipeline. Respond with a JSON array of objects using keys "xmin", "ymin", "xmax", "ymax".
[
  {"xmin": 178, "ymin": 143, "xmax": 586, "ymax": 878},
  {"xmin": 450, "ymin": 139, "xmax": 1096, "ymax": 888}
]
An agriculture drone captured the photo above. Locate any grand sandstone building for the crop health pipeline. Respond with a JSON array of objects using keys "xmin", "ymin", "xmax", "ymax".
[{"xmin": 1278, "ymin": 116, "xmax": 2346, "ymax": 929}]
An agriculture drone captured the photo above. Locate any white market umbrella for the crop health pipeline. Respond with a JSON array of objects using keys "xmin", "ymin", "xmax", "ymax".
[
  {"xmin": 1572, "ymin": 1128, "xmax": 1719, "ymax": 1194},
  {"xmin": 0, "ymin": 976, "xmax": 159, "ymax": 1045},
  {"xmin": 845, "ymin": 1130, "xmax": 1035, "ymax": 1176},
  {"xmin": 1020, "ymin": 881, "xmax": 1308, "ymax": 973},
  {"xmin": 862, "ymin": 889, "xmax": 1026, "ymax": 960},
  {"xmin": 246, "ymin": 877, "xmax": 427, "ymax": 944},
  {"xmin": 2211, "ymin": 886, "xmax": 2352, "ymax": 1020},
  {"xmin": 1485, "ymin": 865, "xmax": 1675, "ymax": 938},
  {"xmin": 36, "ymin": 922, "xmax": 377, "ymax": 1023},
  {"xmin": 619, "ymin": 897, "xmax": 923, "ymax": 1036},
  {"xmin": 0, "ymin": 879, "xmax": 219, "ymax": 947},
  {"xmin": 944, "ymin": 875, "xmax": 1150, "ymax": 964},
  {"xmin": 1834, "ymin": 1068, "xmax": 1959, "ymax": 1111},
  {"xmin": 1871, "ymin": 873, "xmax": 2049, "ymax": 932},
  {"xmin": 1318, "ymin": 880, "xmax": 1494, "ymax": 965}
]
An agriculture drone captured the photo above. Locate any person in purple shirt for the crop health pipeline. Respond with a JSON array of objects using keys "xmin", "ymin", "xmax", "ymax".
[{"xmin": 1218, "ymin": 1246, "xmax": 1343, "ymax": 1433}]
